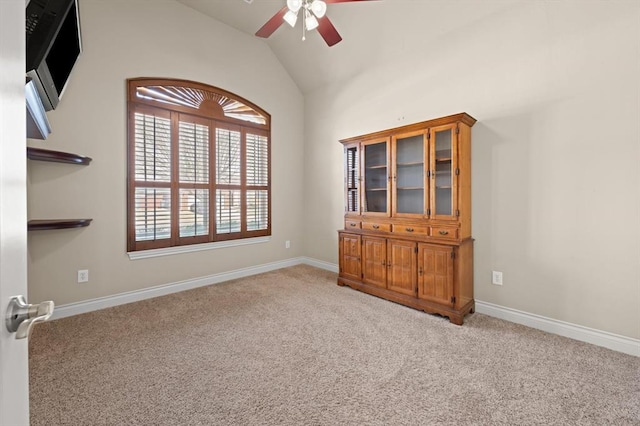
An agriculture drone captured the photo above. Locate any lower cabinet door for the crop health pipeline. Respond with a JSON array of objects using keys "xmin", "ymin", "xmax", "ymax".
[
  {"xmin": 418, "ymin": 243, "xmax": 454, "ymax": 306},
  {"xmin": 362, "ymin": 236, "xmax": 387, "ymax": 288},
  {"xmin": 339, "ymin": 233, "xmax": 361, "ymax": 281},
  {"xmin": 387, "ymin": 239, "xmax": 417, "ymax": 296}
]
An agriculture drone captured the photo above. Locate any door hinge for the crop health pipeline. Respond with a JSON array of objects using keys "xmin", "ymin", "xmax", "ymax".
[
  {"xmin": 455, "ymin": 210, "xmax": 460, "ymax": 217},
  {"xmin": 455, "ymin": 125, "xmax": 460, "ymax": 135},
  {"xmin": 451, "ymin": 296, "xmax": 456, "ymax": 304},
  {"xmin": 427, "ymin": 131, "xmax": 431, "ymax": 140},
  {"xmin": 414, "ymin": 246, "xmax": 418, "ymax": 253},
  {"xmin": 361, "ymin": 273, "xmax": 364, "ymax": 279},
  {"xmin": 455, "ymin": 168, "xmax": 459, "ymax": 176},
  {"xmin": 427, "ymin": 209, "xmax": 431, "ymax": 216},
  {"xmin": 451, "ymin": 251, "xmax": 455, "ymax": 259}
]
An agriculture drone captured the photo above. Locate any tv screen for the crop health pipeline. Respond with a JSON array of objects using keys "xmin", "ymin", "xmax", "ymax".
[{"xmin": 26, "ymin": 0, "xmax": 82, "ymax": 111}]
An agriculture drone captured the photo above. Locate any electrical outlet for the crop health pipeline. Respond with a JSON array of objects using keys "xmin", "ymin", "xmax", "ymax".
[
  {"xmin": 78, "ymin": 269, "xmax": 89, "ymax": 283},
  {"xmin": 492, "ymin": 271, "xmax": 503, "ymax": 286},
  {"xmin": 285, "ymin": 240, "xmax": 291, "ymax": 249}
]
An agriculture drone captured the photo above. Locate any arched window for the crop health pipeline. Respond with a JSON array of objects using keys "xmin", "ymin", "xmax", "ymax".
[{"xmin": 127, "ymin": 78, "xmax": 270, "ymax": 252}]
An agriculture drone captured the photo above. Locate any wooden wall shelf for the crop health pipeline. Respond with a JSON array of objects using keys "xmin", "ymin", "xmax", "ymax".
[
  {"xmin": 28, "ymin": 219, "xmax": 93, "ymax": 231},
  {"xmin": 27, "ymin": 147, "xmax": 92, "ymax": 165}
]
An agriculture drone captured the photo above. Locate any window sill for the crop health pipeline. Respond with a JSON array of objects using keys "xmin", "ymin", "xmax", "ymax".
[{"xmin": 127, "ymin": 236, "xmax": 271, "ymax": 260}]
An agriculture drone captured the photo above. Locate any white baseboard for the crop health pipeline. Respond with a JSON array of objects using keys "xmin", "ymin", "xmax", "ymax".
[
  {"xmin": 53, "ymin": 257, "xmax": 307, "ymax": 320},
  {"xmin": 476, "ymin": 300, "xmax": 640, "ymax": 357},
  {"xmin": 299, "ymin": 257, "xmax": 339, "ymax": 273},
  {"xmin": 51, "ymin": 258, "xmax": 637, "ymax": 357}
]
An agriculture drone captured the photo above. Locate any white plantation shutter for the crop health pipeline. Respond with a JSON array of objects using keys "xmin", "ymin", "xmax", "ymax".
[
  {"xmin": 216, "ymin": 128, "xmax": 241, "ymax": 185},
  {"xmin": 246, "ymin": 133, "xmax": 268, "ymax": 186},
  {"xmin": 216, "ymin": 189, "xmax": 241, "ymax": 234},
  {"xmin": 134, "ymin": 112, "xmax": 171, "ymax": 242},
  {"xmin": 247, "ymin": 190, "xmax": 268, "ymax": 231},
  {"xmin": 179, "ymin": 121, "xmax": 209, "ymax": 183},
  {"xmin": 178, "ymin": 120, "xmax": 210, "ymax": 238},
  {"xmin": 134, "ymin": 113, "xmax": 171, "ymax": 182},
  {"xmin": 179, "ymin": 188, "xmax": 209, "ymax": 237},
  {"xmin": 246, "ymin": 132, "xmax": 269, "ymax": 231}
]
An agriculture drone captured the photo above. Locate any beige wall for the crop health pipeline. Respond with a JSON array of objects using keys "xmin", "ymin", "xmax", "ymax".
[
  {"xmin": 27, "ymin": 0, "xmax": 304, "ymax": 305},
  {"xmin": 302, "ymin": 2, "xmax": 640, "ymax": 339}
]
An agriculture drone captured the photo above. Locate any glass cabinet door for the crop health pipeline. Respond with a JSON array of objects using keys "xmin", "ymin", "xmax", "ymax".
[
  {"xmin": 430, "ymin": 124, "xmax": 458, "ymax": 219},
  {"xmin": 393, "ymin": 131, "xmax": 426, "ymax": 216},
  {"xmin": 344, "ymin": 144, "xmax": 359, "ymax": 214},
  {"xmin": 362, "ymin": 138, "xmax": 389, "ymax": 215}
]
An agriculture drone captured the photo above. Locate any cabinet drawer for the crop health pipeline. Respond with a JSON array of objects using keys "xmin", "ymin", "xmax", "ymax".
[
  {"xmin": 362, "ymin": 222, "xmax": 391, "ymax": 232},
  {"xmin": 392, "ymin": 224, "xmax": 429, "ymax": 236},
  {"xmin": 345, "ymin": 220, "xmax": 361, "ymax": 230},
  {"xmin": 431, "ymin": 226, "xmax": 458, "ymax": 239}
]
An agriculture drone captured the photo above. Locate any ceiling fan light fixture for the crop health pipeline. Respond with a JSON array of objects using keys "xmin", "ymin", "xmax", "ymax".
[
  {"xmin": 286, "ymin": 0, "xmax": 303, "ymax": 13},
  {"xmin": 283, "ymin": 10, "xmax": 298, "ymax": 27},
  {"xmin": 310, "ymin": 0, "xmax": 327, "ymax": 18},
  {"xmin": 305, "ymin": 10, "xmax": 319, "ymax": 31}
]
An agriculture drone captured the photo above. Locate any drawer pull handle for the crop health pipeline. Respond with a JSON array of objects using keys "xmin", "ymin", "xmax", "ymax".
[
  {"xmin": 349, "ymin": 223, "xmax": 357, "ymax": 227},
  {"xmin": 439, "ymin": 230, "xmax": 449, "ymax": 235},
  {"xmin": 372, "ymin": 224, "xmax": 380, "ymax": 229},
  {"xmin": 406, "ymin": 227, "xmax": 414, "ymax": 232}
]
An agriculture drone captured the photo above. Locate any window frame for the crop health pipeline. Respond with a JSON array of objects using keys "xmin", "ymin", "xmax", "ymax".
[{"xmin": 127, "ymin": 78, "xmax": 271, "ymax": 252}]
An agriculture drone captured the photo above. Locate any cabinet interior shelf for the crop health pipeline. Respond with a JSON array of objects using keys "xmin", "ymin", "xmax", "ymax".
[
  {"xmin": 366, "ymin": 188, "xmax": 387, "ymax": 192},
  {"xmin": 28, "ymin": 219, "xmax": 93, "ymax": 231},
  {"xmin": 366, "ymin": 165, "xmax": 387, "ymax": 169},
  {"xmin": 436, "ymin": 186, "xmax": 452, "ymax": 189},
  {"xmin": 27, "ymin": 147, "xmax": 92, "ymax": 165},
  {"xmin": 397, "ymin": 162, "xmax": 423, "ymax": 166},
  {"xmin": 397, "ymin": 187, "xmax": 423, "ymax": 190},
  {"xmin": 435, "ymin": 158, "xmax": 452, "ymax": 163}
]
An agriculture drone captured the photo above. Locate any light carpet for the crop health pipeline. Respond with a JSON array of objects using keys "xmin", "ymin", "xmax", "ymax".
[{"xmin": 29, "ymin": 265, "xmax": 640, "ymax": 425}]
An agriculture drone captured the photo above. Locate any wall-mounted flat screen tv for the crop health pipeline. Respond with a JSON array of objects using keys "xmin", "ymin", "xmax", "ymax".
[{"xmin": 26, "ymin": 0, "xmax": 82, "ymax": 111}]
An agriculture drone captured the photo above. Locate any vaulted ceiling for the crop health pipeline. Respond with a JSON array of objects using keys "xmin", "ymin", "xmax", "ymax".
[{"xmin": 176, "ymin": 0, "xmax": 521, "ymax": 93}]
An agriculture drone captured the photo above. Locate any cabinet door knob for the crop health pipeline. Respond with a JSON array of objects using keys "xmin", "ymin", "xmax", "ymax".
[
  {"xmin": 406, "ymin": 227, "xmax": 414, "ymax": 232},
  {"xmin": 439, "ymin": 230, "xmax": 449, "ymax": 235},
  {"xmin": 349, "ymin": 222, "xmax": 356, "ymax": 227},
  {"xmin": 418, "ymin": 267, "xmax": 423, "ymax": 276}
]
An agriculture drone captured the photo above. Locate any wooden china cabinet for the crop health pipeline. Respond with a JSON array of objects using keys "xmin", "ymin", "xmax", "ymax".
[{"xmin": 337, "ymin": 112, "xmax": 476, "ymax": 325}]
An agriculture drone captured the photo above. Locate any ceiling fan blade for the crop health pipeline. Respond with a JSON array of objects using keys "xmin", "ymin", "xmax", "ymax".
[
  {"xmin": 317, "ymin": 16, "xmax": 343, "ymax": 47},
  {"xmin": 255, "ymin": 6, "xmax": 289, "ymax": 38},
  {"xmin": 324, "ymin": 0, "xmax": 380, "ymax": 3}
]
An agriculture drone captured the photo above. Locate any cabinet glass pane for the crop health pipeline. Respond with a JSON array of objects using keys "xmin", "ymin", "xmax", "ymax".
[
  {"xmin": 396, "ymin": 135, "xmax": 424, "ymax": 214},
  {"xmin": 346, "ymin": 147, "xmax": 359, "ymax": 212},
  {"xmin": 364, "ymin": 142, "xmax": 387, "ymax": 213},
  {"xmin": 434, "ymin": 129, "xmax": 452, "ymax": 216}
]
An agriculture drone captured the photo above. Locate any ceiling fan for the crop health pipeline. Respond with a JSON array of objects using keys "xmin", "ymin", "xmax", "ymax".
[{"xmin": 255, "ymin": 0, "xmax": 377, "ymax": 47}]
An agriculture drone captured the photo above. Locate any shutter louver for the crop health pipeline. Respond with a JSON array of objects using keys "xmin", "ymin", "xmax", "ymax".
[
  {"xmin": 179, "ymin": 188, "xmax": 209, "ymax": 237},
  {"xmin": 246, "ymin": 133, "xmax": 268, "ymax": 186},
  {"xmin": 179, "ymin": 121, "xmax": 209, "ymax": 183},
  {"xmin": 134, "ymin": 187, "xmax": 171, "ymax": 241},
  {"xmin": 216, "ymin": 189, "xmax": 241, "ymax": 234},
  {"xmin": 134, "ymin": 113, "xmax": 171, "ymax": 182},
  {"xmin": 216, "ymin": 128, "xmax": 241, "ymax": 185},
  {"xmin": 247, "ymin": 190, "xmax": 268, "ymax": 231}
]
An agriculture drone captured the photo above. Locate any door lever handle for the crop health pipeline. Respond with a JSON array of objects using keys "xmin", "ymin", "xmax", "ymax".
[{"xmin": 5, "ymin": 296, "xmax": 54, "ymax": 339}]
